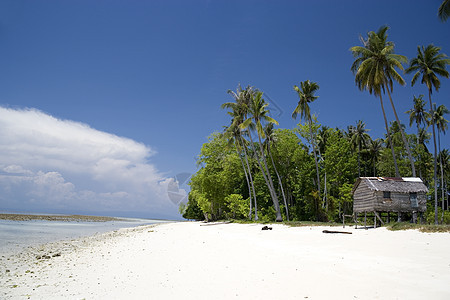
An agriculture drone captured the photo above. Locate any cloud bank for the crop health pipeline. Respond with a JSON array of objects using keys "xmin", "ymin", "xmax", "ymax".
[{"xmin": 0, "ymin": 107, "xmax": 178, "ymax": 219}]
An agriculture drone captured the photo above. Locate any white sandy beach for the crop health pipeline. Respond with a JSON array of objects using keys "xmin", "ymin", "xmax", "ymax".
[{"xmin": 1, "ymin": 222, "xmax": 449, "ymax": 299}]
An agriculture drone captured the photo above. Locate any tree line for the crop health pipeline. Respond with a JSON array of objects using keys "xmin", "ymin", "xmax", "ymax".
[{"xmin": 181, "ymin": 24, "xmax": 449, "ymax": 224}]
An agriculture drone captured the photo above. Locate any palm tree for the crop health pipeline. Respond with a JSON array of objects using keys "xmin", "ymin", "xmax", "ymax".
[
  {"xmin": 439, "ymin": 0, "xmax": 450, "ymax": 21},
  {"xmin": 406, "ymin": 95, "xmax": 430, "ymax": 178},
  {"xmin": 241, "ymin": 89, "xmax": 283, "ymax": 221},
  {"xmin": 264, "ymin": 123, "xmax": 289, "ymax": 220},
  {"xmin": 350, "ymin": 26, "xmax": 413, "ymax": 178},
  {"xmin": 222, "ymin": 86, "xmax": 258, "ymax": 220},
  {"xmin": 406, "ymin": 95, "xmax": 430, "ymax": 140},
  {"xmin": 433, "ymin": 104, "xmax": 449, "ymax": 219},
  {"xmin": 351, "ymin": 120, "xmax": 371, "ymax": 177},
  {"xmin": 365, "ymin": 138, "xmax": 383, "ymax": 176},
  {"xmin": 406, "ymin": 44, "xmax": 450, "ymax": 224},
  {"xmin": 293, "ymin": 80, "xmax": 321, "ymax": 202}
]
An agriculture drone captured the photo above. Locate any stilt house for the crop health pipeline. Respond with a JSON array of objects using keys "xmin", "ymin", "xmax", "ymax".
[{"xmin": 352, "ymin": 177, "xmax": 428, "ymax": 215}]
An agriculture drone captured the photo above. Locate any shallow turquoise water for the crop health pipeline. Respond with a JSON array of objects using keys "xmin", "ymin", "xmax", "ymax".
[{"xmin": 0, "ymin": 218, "xmax": 169, "ymax": 255}]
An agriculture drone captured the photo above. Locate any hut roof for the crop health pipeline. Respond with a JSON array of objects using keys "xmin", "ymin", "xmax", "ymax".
[{"xmin": 352, "ymin": 177, "xmax": 428, "ymax": 194}]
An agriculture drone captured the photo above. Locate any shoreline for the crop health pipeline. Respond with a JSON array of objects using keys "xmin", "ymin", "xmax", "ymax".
[
  {"xmin": 1, "ymin": 222, "xmax": 449, "ymax": 299},
  {"xmin": 0, "ymin": 213, "xmax": 123, "ymax": 222}
]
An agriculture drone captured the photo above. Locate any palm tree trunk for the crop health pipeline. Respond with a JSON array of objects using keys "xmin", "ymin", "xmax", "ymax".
[
  {"xmin": 317, "ymin": 146, "xmax": 327, "ymax": 210},
  {"xmin": 323, "ymin": 171, "xmax": 328, "ymax": 211},
  {"xmin": 373, "ymin": 155, "xmax": 376, "ymax": 176},
  {"xmin": 438, "ymin": 131, "xmax": 445, "ymax": 222},
  {"xmin": 308, "ymin": 118, "xmax": 321, "ymax": 200},
  {"xmin": 385, "ymin": 86, "xmax": 416, "ymax": 177},
  {"xmin": 357, "ymin": 144, "xmax": 361, "ymax": 177},
  {"xmin": 428, "ymin": 90, "xmax": 439, "ymax": 225},
  {"xmin": 417, "ymin": 124, "xmax": 423, "ymax": 179},
  {"xmin": 240, "ymin": 135, "xmax": 258, "ymax": 221},
  {"xmin": 234, "ymin": 139, "xmax": 253, "ymax": 219},
  {"xmin": 248, "ymin": 130, "xmax": 280, "ymax": 221},
  {"xmin": 267, "ymin": 142, "xmax": 289, "ymax": 220},
  {"xmin": 379, "ymin": 94, "xmax": 400, "ymax": 177},
  {"xmin": 256, "ymin": 133, "xmax": 283, "ymax": 221}
]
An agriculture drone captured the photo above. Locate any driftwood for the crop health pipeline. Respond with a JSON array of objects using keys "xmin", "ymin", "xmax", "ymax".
[
  {"xmin": 200, "ymin": 221, "xmax": 232, "ymax": 226},
  {"xmin": 322, "ymin": 230, "xmax": 352, "ymax": 234},
  {"xmin": 261, "ymin": 226, "xmax": 273, "ymax": 230}
]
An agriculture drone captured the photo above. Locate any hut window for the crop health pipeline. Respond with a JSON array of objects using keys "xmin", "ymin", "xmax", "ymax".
[
  {"xmin": 383, "ymin": 191, "xmax": 391, "ymax": 199},
  {"xmin": 410, "ymin": 192, "xmax": 418, "ymax": 208}
]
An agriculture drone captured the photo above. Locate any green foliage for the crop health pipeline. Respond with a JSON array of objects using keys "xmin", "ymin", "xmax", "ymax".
[
  {"xmin": 183, "ymin": 81, "xmax": 449, "ymax": 224},
  {"xmin": 387, "ymin": 222, "xmax": 450, "ymax": 233},
  {"xmin": 225, "ymin": 194, "xmax": 249, "ymax": 219},
  {"xmin": 182, "ymin": 193, "xmax": 204, "ymax": 221},
  {"xmin": 426, "ymin": 208, "xmax": 450, "ymax": 225}
]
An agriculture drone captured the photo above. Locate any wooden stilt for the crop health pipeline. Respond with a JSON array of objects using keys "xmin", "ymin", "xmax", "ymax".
[
  {"xmin": 397, "ymin": 211, "xmax": 402, "ymax": 222},
  {"xmin": 374, "ymin": 211, "xmax": 385, "ymax": 225},
  {"xmin": 364, "ymin": 211, "xmax": 367, "ymax": 230},
  {"xmin": 355, "ymin": 213, "xmax": 358, "ymax": 229},
  {"xmin": 387, "ymin": 212, "xmax": 390, "ymax": 223},
  {"xmin": 373, "ymin": 211, "xmax": 377, "ymax": 229},
  {"xmin": 342, "ymin": 212, "xmax": 345, "ymax": 228}
]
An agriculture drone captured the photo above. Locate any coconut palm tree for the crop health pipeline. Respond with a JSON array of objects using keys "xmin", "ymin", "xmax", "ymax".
[
  {"xmin": 293, "ymin": 80, "xmax": 321, "ymax": 201},
  {"xmin": 433, "ymin": 104, "xmax": 449, "ymax": 219},
  {"xmin": 406, "ymin": 95, "xmax": 430, "ymax": 140},
  {"xmin": 439, "ymin": 0, "xmax": 450, "ymax": 21},
  {"xmin": 350, "ymin": 26, "xmax": 413, "ymax": 177},
  {"xmin": 241, "ymin": 89, "xmax": 283, "ymax": 221},
  {"xmin": 351, "ymin": 120, "xmax": 371, "ymax": 177},
  {"xmin": 406, "ymin": 44, "xmax": 450, "ymax": 224},
  {"xmin": 365, "ymin": 138, "xmax": 383, "ymax": 176},
  {"xmin": 222, "ymin": 86, "xmax": 259, "ymax": 220},
  {"xmin": 406, "ymin": 95, "xmax": 430, "ymax": 178}
]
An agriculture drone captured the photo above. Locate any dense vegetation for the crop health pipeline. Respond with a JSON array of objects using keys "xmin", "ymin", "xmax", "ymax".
[{"xmin": 181, "ymin": 24, "xmax": 449, "ymax": 225}]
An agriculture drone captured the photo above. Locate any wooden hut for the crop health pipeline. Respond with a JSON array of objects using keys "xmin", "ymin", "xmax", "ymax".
[{"xmin": 352, "ymin": 177, "xmax": 428, "ymax": 227}]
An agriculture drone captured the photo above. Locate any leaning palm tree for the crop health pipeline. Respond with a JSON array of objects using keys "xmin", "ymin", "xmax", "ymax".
[
  {"xmin": 264, "ymin": 123, "xmax": 289, "ymax": 220},
  {"xmin": 406, "ymin": 44, "xmax": 450, "ymax": 224},
  {"xmin": 222, "ymin": 86, "xmax": 259, "ymax": 220},
  {"xmin": 350, "ymin": 26, "xmax": 414, "ymax": 177},
  {"xmin": 241, "ymin": 89, "xmax": 283, "ymax": 221},
  {"xmin": 293, "ymin": 80, "xmax": 321, "ymax": 201},
  {"xmin": 351, "ymin": 120, "xmax": 371, "ymax": 177},
  {"xmin": 433, "ymin": 104, "xmax": 449, "ymax": 220},
  {"xmin": 438, "ymin": 0, "xmax": 450, "ymax": 21}
]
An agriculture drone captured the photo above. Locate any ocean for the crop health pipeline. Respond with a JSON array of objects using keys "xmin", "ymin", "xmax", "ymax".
[{"xmin": 0, "ymin": 217, "xmax": 170, "ymax": 256}]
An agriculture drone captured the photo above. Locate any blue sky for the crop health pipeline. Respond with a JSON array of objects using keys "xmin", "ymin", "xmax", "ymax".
[{"xmin": 0, "ymin": 0, "xmax": 449, "ymax": 219}]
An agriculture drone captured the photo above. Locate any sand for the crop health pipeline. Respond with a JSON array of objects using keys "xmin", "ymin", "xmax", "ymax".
[{"xmin": 1, "ymin": 222, "xmax": 449, "ymax": 299}]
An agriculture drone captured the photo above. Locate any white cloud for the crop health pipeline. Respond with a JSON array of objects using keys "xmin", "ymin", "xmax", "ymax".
[{"xmin": 0, "ymin": 106, "xmax": 178, "ymax": 219}]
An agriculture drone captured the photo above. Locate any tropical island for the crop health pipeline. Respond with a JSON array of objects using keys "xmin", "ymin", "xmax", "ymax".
[{"xmin": 181, "ymin": 25, "xmax": 450, "ymax": 229}]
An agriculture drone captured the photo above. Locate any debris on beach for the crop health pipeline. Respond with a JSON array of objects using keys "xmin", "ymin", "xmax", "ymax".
[{"xmin": 322, "ymin": 230, "xmax": 352, "ymax": 234}]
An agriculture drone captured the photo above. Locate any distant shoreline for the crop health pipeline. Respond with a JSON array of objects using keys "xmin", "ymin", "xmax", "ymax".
[{"xmin": 0, "ymin": 213, "xmax": 122, "ymax": 222}]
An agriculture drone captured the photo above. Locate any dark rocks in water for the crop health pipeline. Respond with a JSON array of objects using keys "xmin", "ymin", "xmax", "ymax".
[
  {"xmin": 0, "ymin": 213, "xmax": 122, "ymax": 222},
  {"xmin": 261, "ymin": 226, "xmax": 273, "ymax": 231}
]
